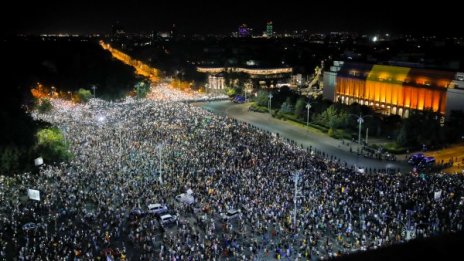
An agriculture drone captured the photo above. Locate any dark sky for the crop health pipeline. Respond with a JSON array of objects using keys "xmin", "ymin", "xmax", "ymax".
[{"xmin": 4, "ymin": 0, "xmax": 461, "ymax": 35}]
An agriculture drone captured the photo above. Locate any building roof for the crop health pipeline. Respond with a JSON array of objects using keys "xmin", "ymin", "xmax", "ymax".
[{"xmin": 337, "ymin": 62, "xmax": 456, "ymax": 88}]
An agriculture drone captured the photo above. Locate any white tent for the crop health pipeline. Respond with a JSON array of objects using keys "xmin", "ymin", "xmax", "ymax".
[
  {"xmin": 27, "ymin": 189, "xmax": 40, "ymax": 201},
  {"xmin": 34, "ymin": 157, "xmax": 43, "ymax": 166}
]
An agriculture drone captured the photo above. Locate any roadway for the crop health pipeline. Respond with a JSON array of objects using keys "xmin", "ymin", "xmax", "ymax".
[{"xmin": 198, "ymin": 101, "xmax": 411, "ymax": 172}]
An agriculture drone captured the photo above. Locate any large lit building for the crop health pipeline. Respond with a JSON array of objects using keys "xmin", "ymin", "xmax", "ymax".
[
  {"xmin": 238, "ymin": 24, "xmax": 252, "ymax": 38},
  {"xmin": 198, "ymin": 66, "xmax": 292, "ymax": 88},
  {"xmin": 266, "ymin": 21, "xmax": 273, "ymax": 38},
  {"xmin": 207, "ymin": 74, "xmax": 225, "ymax": 90},
  {"xmin": 323, "ymin": 61, "xmax": 464, "ymax": 117}
]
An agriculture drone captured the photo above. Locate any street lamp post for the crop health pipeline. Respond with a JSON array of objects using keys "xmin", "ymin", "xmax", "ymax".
[
  {"xmin": 305, "ymin": 103, "xmax": 311, "ymax": 126},
  {"xmin": 157, "ymin": 144, "xmax": 163, "ymax": 184},
  {"xmin": 292, "ymin": 171, "xmax": 304, "ymax": 232},
  {"xmin": 357, "ymin": 117, "xmax": 364, "ymax": 145},
  {"xmin": 67, "ymin": 91, "xmax": 72, "ymax": 100},
  {"xmin": 268, "ymin": 93, "xmax": 273, "ymax": 115},
  {"xmin": 91, "ymin": 85, "xmax": 97, "ymax": 99},
  {"xmin": 351, "ymin": 114, "xmax": 372, "ymax": 145}
]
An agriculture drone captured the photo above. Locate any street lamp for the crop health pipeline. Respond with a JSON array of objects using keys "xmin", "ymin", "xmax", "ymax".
[
  {"xmin": 292, "ymin": 170, "xmax": 304, "ymax": 232},
  {"xmin": 157, "ymin": 144, "xmax": 164, "ymax": 184},
  {"xmin": 268, "ymin": 93, "xmax": 273, "ymax": 115},
  {"xmin": 244, "ymin": 88, "xmax": 251, "ymax": 102},
  {"xmin": 350, "ymin": 114, "xmax": 372, "ymax": 145},
  {"xmin": 67, "ymin": 91, "xmax": 72, "ymax": 100},
  {"xmin": 91, "ymin": 85, "xmax": 97, "ymax": 98},
  {"xmin": 305, "ymin": 103, "xmax": 311, "ymax": 126}
]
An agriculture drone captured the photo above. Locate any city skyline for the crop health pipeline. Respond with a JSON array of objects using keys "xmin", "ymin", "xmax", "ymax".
[{"xmin": 5, "ymin": 0, "xmax": 462, "ymax": 36}]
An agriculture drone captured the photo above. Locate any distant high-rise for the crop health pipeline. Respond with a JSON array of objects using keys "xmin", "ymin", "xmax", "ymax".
[
  {"xmin": 111, "ymin": 21, "xmax": 125, "ymax": 37},
  {"xmin": 266, "ymin": 21, "xmax": 273, "ymax": 38},
  {"xmin": 170, "ymin": 24, "xmax": 176, "ymax": 39},
  {"xmin": 238, "ymin": 24, "xmax": 252, "ymax": 38}
]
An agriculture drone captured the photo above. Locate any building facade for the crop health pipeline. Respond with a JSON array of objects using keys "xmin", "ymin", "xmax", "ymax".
[
  {"xmin": 266, "ymin": 21, "xmax": 273, "ymax": 38},
  {"xmin": 207, "ymin": 74, "xmax": 225, "ymax": 90},
  {"xmin": 323, "ymin": 61, "xmax": 464, "ymax": 117}
]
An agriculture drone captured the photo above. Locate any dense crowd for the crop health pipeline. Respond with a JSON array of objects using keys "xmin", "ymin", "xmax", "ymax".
[{"xmin": 1, "ymin": 85, "xmax": 463, "ymax": 260}]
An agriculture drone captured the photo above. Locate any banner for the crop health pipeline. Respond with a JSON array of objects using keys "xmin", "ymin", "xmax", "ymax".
[{"xmin": 27, "ymin": 189, "xmax": 40, "ymax": 201}]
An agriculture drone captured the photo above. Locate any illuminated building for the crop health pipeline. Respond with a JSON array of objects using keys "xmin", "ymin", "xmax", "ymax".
[
  {"xmin": 238, "ymin": 24, "xmax": 252, "ymax": 38},
  {"xmin": 198, "ymin": 66, "xmax": 292, "ymax": 88},
  {"xmin": 266, "ymin": 21, "xmax": 273, "ymax": 38},
  {"xmin": 323, "ymin": 61, "xmax": 464, "ymax": 117},
  {"xmin": 207, "ymin": 74, "xmax": 225, "ymax": 90},
  {"xmin": 197, "ymin": 67, "xmax": 292, "ymax": 76}
]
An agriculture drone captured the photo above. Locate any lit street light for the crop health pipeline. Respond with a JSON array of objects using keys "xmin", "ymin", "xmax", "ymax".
[
  {"xmin": 157, "ymin": 143, "xmax": 164, "ymax": 184},
  {"xmin": 268, "ymin": 93, "xmax": 273, "ymax": 115},
  {"xmin": 350, "ymin": 114, "xmax": 372, "ymax": 145},
  {"xmin": 292, "ymin": 170, "xmax": 304, "ymax": 231},
  {"xmin": 244, "ymin": 88, "xmax": 251, "ymax": 102},
  {"xmin": 91, "ymin": 85, "xmax": 97, "ymax": 98},
  {"xmin": 305, "ymin": 103, "xmax": 311, "ymax": 126}
]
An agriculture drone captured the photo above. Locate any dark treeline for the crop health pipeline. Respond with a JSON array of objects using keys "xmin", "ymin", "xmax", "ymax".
[{"xmin": 0, "ymin": 37, "xmax": 138, "ymax": 175}]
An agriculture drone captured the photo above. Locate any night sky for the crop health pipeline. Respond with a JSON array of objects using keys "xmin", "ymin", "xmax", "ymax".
[{"xmin": 4, "ymin": 0, "xmax": 461, "ymax": 35}]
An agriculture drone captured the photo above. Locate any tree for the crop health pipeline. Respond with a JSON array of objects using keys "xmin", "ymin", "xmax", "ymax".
[
  {"xmin": 256, "ymin": 90, "xmax": 269, "ymax": 107},
  {"xmin": 294, "ymin": 97, "xmax": 306, "ymax": 116},
  {"xmin": 279, "ymin": 97, "xmax": 294, "ymax": 114},
  {"xmin": 76, "ymin": 88, "xmax": 92, "ymax": 103},
  {"xmin": 135, "ymin": 81, "xmax": 150, "ymax": 98},
  {"xmin": 0, "ymin": 146, "xmax": 20, "ymax": 174},
  {"xmin": 396, "ymin": 110, "xmax": 445, "ymax": 149},
  {"xmin": 315, "ymin": 105, "xmax": 339, "ymax": 128},
  {"xmin": 35, "ymin": 128, "xmax": 71, "ymax": 163},
  {"xmin": 226, "ymin": 87, "xmax": 237, "ymax": 97},
  {"xmin": 36, "ymin": 98, "xmax": 53, "ymax": 113}
]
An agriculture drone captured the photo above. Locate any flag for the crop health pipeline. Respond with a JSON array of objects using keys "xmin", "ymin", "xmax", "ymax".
[
  {"xmin": 434, "ymin": 190, "xmax": 442, "ymax": 200},
  {"xmin": 27, "ymin": 189, "xmax": 40, "ymax": 201}
]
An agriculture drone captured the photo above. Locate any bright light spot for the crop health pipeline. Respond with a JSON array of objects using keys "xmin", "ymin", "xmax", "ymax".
[
  {"xmin": 372, "ymin": 36, "xmax": 378, "ymax": 42},
  {"xmin": 97, "ymin": 116, "xmax": 106, "ymax": 122}
]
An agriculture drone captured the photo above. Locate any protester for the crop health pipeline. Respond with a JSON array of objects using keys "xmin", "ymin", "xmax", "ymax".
[{"xmin": 0, "ymin": 83, "xmax": 463, "ymax": 260}]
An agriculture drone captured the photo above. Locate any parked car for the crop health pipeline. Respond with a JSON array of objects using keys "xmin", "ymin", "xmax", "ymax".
[
  {"xmin": 22, "ymin": 222, "xmax": 39, "ymax": 231},
  {"xmin": 129, "ymin": 208, "xmax": 145, "ymax": 220},
  {"xmin": 159, "ymin": 214, "xmax": 177, "ymax": 227},
  {"xmin": 147, "ymin": 203, "xmax": 168, "ymax": 216},
  {"xmin": 408, "ymin": 153, "xmax": 425, "ymax": 165},
  {"xmin": 220, "ymin": 209, "xmax": 242, "ymax": 221},
  {"xmin": 233, "ymin": 95, "xmax": 245, "ymax": 104},
  {"xmin": 418, "ymin": 156, "xmax": 435, "ymax": 168}
]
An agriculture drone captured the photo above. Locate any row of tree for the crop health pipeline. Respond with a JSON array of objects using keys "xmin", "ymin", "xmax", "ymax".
[{"xmin": 251, "ymin": 87, "xmax": 464, "ymax": 151}]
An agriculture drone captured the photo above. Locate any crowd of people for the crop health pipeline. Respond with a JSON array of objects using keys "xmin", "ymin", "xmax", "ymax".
[{"xmin": 1, "ymin": 84, "xmax": 463, "ymax": 260}]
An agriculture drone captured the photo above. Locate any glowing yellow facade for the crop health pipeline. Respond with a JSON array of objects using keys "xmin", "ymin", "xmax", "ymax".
[{"xmin": 332, "ymin": 64, "xmax": 455, "ymax": 117}]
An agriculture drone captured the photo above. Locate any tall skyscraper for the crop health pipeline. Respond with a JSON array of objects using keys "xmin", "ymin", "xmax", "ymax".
[{"xmin": 266, "ymin": 21, "xmax": 273, "ymax": 38}]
